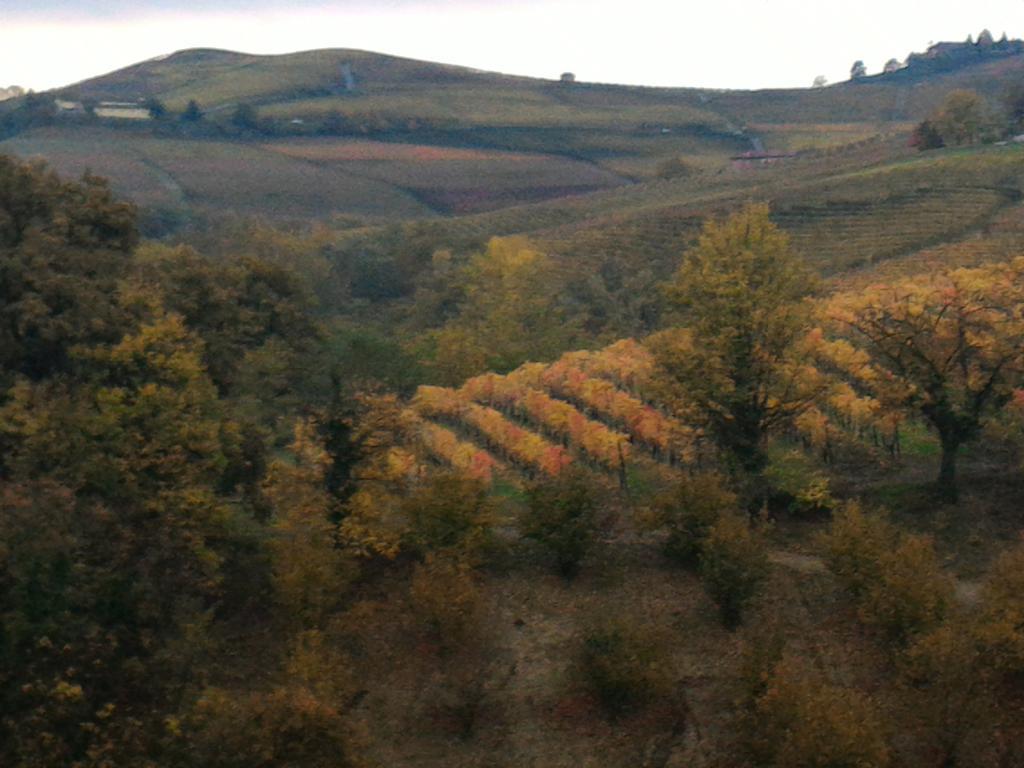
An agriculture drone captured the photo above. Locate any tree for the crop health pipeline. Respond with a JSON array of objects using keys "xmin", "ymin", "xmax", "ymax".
[
  {"xmin": 264, "ymin": 420, "xmax": 356, "ymax": 626},
  {"xmin": 823, "ymin": 259, "xmax": 1024, "ymax": 500},
  {"xmin": 521, "ymin": 469, "xmax": 598, "ymax": 579},
  {"xmin": 883, "ymin": 58, "xmax": 903, "ymax": 74},
  {"xmin": 0, "ymin": 155, "xmax": 138, "ymax": 386},
  {"xmin": 181, "ymin": 99, "xmax": 203, "ymax": 122},
  {"xmin": 812, "ymin": 75, "xmax": 828, "ymax": 88},
  {"xmin": 144, "ymin": 97, "xmax": 167, "ymax": 119},
  {"xmin": 654, "ymin": 155, "xmax": 695, "ymax": 180},
  {"xmin": 230, "ymin": 103, "xmax": 259, "ymax": 132},
  {"xmin": 649, "ymin": 204, "xmax": 821, "ymax": 488},
  {"xmin": 933, "ymin": 89, "xmax": 993, "ymax": 146},
  {"xmin": 749, "ymin": 657, "xmax": 891, "ymax": 766},
  {"xmin": 850, "ymin": 60, "xmax": 867, "ymax": 79},
  {"xmin": 647, "ymin": 472, "xmax": 736, "ymax": 567},
  {"xmin": 0, "ymin": 315, "xmax": 248, "ymax": 765},
  {"xmin": 400, "ymin": 473, "xmax": 494, "ymax": 563},
  {"xmin": 910, "ymin": 119, "xmax": 945, "ymax": 151},
  {"xmin": 699, "ymin": 512, "xmax": 769, "ymax": 629},
  {"xmin": 1003, "ymin": 82, "xmax": 1024, "ymax": 132},
  {"xmin": 560, "ymin": 72, "xmax": 576, "ymax": 83},
  {"xmin": 978, "ymin": 29, "xmax": 995, "ymax": 47},
  {"xmin": 421, "ymin": 237, "xmax": 582, "ymax": 384}
]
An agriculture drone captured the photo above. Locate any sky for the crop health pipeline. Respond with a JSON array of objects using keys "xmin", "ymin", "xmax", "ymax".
[{"xmin": 3, "ymin": 1, "xmax": 1024, "ymax": 91}]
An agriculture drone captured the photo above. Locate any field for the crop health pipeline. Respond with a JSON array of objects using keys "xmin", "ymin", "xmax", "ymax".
[
  {"xmin": 0, "ymin": 127, "xmax": 638, "ymax": 220},
  {"xmin": 8, "ymin": 45, "xmax": 1018, "ymax": 231},
  {"xmin": 261, "ymin": 137, "xmax": 629, "ymax": 214}
]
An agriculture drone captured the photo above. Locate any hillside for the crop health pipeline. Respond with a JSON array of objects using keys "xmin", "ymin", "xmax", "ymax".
[
  {"xmin": 0, "ymin": 42, "xmax": 1020, "ymax": 229},
  {"xmin": 6, "ymin": 31, "xmax": 1024, "ymax": 767}
]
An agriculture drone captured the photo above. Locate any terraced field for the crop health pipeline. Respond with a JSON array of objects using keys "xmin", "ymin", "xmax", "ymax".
[
  {"xmin": 0, "ymin": 127, "xmax": 633, "ymax": 219},
  {"xmin": 261, "ymin": 137, "xmax": 628, "ymax": 214},
  {"xmin": 403, "ymin": 340, "xmax": 702, "ymax": 486}
]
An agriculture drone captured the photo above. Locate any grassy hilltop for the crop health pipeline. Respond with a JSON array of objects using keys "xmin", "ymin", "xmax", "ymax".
[{"xmin": 0, "ymin": 41, "xmax": 1020, "ymax": 228}]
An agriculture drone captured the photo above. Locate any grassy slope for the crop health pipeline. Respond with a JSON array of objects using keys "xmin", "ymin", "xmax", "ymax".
[{"xmin": 12, "ymin": 45, "xmax": 1017, "ymax": 226}]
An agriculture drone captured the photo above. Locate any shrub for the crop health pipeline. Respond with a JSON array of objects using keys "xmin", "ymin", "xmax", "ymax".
[
  {"xmin": 901, "ymin": 621, "xmax": 991, "ymax": 766},
  {"xmin": 521, "ymin": 469, "xmax": 598, "ymax": 579},
  {"xmin": 185, "ymin": 685, "xmax": 361, "ymax": 768},
  {"xmin": 975, "ymin": 542, "xmax": 1024, "ymax": 683},
  {"xmin": 409, "ymin": 554, "xmax": 483, "ymax": 654},
  {"xmin": 819, "ymin": 502, "xmax": 896, "ymax": 599},
  {"xmin": 750, "ymin": 657, "xmax": 891, "ymax": 767},
  {"xmin": 910, "ymin": 120, "xmax": 945, "ymax": 150},
  {"xmin": 401, "ymin": 474, "xmax": 494, "ymax": 562},
  {"xmin": 575, "ymin": 619, "xmax": 666, "ymax": 718},
  {"xmin": 764, "ymin": 449, "xmax": 835, "ymax": 516},
  {"xmin": 699, "ymin": 513, "xmax": 769, "ymax": 629},
  {"xmin": 858, "ymin": 534, "xmax": 954, "ymax": 643},
  {"xmin": 650, "ymin": 472, "xmax": 736, "ymax": 568},
  {"xmin": 655, "ymin": 156, "xmax": 696, "ymax": 180}
]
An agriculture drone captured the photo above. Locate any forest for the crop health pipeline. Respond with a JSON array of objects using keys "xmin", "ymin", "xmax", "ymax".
[{"xmin": 2, "ymin": 137, "xmax": 1024, "ymax": 768}]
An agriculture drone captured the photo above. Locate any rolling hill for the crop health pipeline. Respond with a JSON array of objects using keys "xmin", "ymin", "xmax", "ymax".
[{"xmin": 2, "ymin": 40, "xmax": 1023, "ymax": 255}]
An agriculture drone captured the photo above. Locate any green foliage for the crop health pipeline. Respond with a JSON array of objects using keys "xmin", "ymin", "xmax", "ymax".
[
  {"xmin": 265, "ymin": 421, "xmax": 357, "ymax": 627},
  {"xmin": 131, "ymin": 243, "xmax": 325, "ymax": 421},
  {"xmin": 419, "ymin": 237, "xmax": 583, "ymax": 384},
  {"xmin": 575, "ymin": 618, "xmax": 666, "ymax": 718},
  {"xmin": 654, "ymin": 155, "xmax": 695, "ymax": 180},
  {"xmin": 975, "ymin": 542, "xmax": 1024, "ymax": 682},
  {"xmin": 400, "ymin": 474, "xmax": 494, "ymax": 562},
  {"xmin": 699, "ymin": 513, "xmax": 769, "ymax": 629},
  {"xmin": 0, "ymin": 155, "xmax": 138, "ymax": 386},
  {"xmin": 521, "ymin": 469, "xmax": 599, "ymax": 579},
  {"xmin": 651, "ymin": 203, "xmax": 820, "ymax": 485},
  {"xmin": 932, "ymin": 89, "xmax": 997, "ymax": 146},
  {"xmin": 763, "ymin": 448, "xmax": 835, "ymax": 516},
  {"xmin": 819, "ymin": 502, "xmax": 896, "ymax": 599},
  {"xmin": 821, "ymin": 505, "xmax": 953, "ymax": 643},
  {"xmin": 749, "ymin": 657, "xmax": 891, "ymax": 767},
  {"xmin": 910, "ymin": 119, "xmax": 945, "ymax": 150},
  {"xmin": 231, "ymin": 103, "xmax": 260, "ymax": 131},
  {"xmin": 648, "ymin": 472, "xmax": 736, "ymax": 568},
  {"xmin": 181, "ymin": 99, "xmax": 203, "ymax": 122},
  {"xmin": 144, "ymin": 97, "xmax": 168, "ymax": 119},
  {"xmin": 409, "ymin": 554, "xmax": 483, "ymax": 653},
  {"xmin": 858, "ymin": 534, "xmax": 954, "ymax": 643}
]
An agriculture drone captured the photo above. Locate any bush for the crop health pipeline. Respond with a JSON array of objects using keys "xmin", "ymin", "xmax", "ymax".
[
  {"xmin": 821, "ymin": 505, "xmax": 953, "ymax": 643},
  {"xmin": 575, "ymin": 619, "xmax": 666, "ymax": 718},
  {"xmin": 763, "ymin": 449, "xmax": 835, "ymax": 516},
  {"xmin": 401, "ymin": 474, "xmax": 494, "ymax": 562},
  {"xmin": 655, "ymin": 156, "xmax": 696, "ymax": 180},
  {"xmin": 650, "ymin": 472, "xmax": 736, "ymax": 568},
  {"xmin": 749, "ymin": 657, "xmax": 891, "ymax": 767},
  {"xmin": 900, "ymin": 621, "xmax": 991, "ymax": 765},
  {"xmin": 521, "ymin": 469, "xmax": 598, "ymax": 579},
  {"xmin": 858, "ymin": 534, "xmax": 954, "ymax": 643},
  {"xmin": 819, "ymin": 502, "xmax": 895, "ymax": 599},
  {"xmin": 975, "ymin": 542, "xmax": 1024, "ymax": 683},
  {"xmin": 409, "ymin": 554, "xmax": 482, "ymax": 653},
  {"xmin": 184, "ymin": 685, "xmax": 361, "ymax": 768},
  {"xmin": 699, "ymin": 513, "xmax": 769, "ymax": 629}
]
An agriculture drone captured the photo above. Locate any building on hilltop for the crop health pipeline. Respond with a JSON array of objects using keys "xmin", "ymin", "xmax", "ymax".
[{"xmin": 94, "ymin": 102, "xmax": 152, "ymax": 120}]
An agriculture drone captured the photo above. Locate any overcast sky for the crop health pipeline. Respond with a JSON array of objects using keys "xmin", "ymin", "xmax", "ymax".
[{"xmin": 4, "ymin": 1, "xmax": 1023, "ymax": 91}]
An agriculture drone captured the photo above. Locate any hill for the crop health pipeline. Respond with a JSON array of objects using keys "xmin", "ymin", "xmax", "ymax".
[{"xmin": 2, "ymin": 41, "xmax": 1023, "ymax": 238}]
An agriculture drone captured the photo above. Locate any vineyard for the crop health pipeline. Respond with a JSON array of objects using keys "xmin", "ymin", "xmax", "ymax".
[
  {"xmin": 402, "ymin": 340, "xmax": 693, "ymax": 482},
  {"xmin": 400, "ymin": 333, "xmax": 923, "ymax": 487}
]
